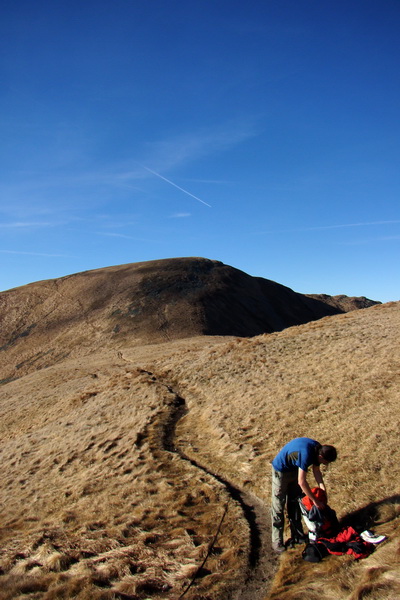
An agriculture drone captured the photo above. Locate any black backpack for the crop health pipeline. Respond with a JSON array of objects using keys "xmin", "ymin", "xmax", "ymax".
[{"xmin": 302, "ymin": 542, "xmax": 329, "ymax": 563}]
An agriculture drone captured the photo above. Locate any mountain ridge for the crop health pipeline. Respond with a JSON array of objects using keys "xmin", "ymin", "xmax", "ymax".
[{"xmin": 0, "ymin": 257, "xmax": 379, "ymax": 384}]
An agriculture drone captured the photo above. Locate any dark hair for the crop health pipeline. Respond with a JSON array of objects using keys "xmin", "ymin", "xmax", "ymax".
[{"xmin": 320, "ymin": 445, "xmax": 337, "ymax": 463}]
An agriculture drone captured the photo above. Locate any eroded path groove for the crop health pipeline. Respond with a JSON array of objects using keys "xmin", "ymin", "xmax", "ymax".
[{"xmin": 134, "ymin": 365, "xmax": 278, "ymax": 600}]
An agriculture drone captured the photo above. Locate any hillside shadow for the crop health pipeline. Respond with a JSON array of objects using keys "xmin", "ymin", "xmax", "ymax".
[{"xmin": 339, "ymin": 494, "xmax": 400, "ymax": 531}]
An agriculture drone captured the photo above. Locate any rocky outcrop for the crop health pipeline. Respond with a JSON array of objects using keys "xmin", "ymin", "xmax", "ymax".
[{"xmin": 306, "ymin": 293, "xmax": 380, "ymax": 312}]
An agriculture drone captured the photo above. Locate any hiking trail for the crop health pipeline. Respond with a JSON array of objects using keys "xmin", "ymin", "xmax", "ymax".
[{"xmin": 119, "ymin": 352, "xmax": 278, "ymax": 600}]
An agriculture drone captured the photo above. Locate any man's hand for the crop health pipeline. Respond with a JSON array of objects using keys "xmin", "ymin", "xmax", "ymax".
[{"xmin": 298, "ymin": 468, "xmax": 327, "ymax": 510}]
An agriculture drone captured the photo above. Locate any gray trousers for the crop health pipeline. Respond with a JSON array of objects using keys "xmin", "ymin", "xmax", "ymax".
[{"xmin": 271, "ymin": 466, "xmax": 304, "ymax": 547}]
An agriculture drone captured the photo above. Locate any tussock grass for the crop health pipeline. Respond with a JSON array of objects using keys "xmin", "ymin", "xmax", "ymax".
[
  {"xmin": 0, "ymin": 302, "xmax": 399, "ymax": 598},
  {"xmin": 0, "ymin": 348, "xmax": 247, "ymax": 598}
]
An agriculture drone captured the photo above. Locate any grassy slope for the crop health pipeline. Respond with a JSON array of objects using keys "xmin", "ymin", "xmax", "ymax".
[
  {"xmin": 144, "ymin": 302, "xmax": 400, "ymax": 599},
  {"xmin": 0, "ymin": 303, "xmax": 399, "ymax": 599}
]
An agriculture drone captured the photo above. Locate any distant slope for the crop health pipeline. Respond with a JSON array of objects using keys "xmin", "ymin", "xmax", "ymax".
[
  {"xmin": 0, "ymin": 257, "xmax": 378, "ymax": 382},
  {"xmin": 306, "ymin": 293, "xmax": 380, "ymax": 312}
]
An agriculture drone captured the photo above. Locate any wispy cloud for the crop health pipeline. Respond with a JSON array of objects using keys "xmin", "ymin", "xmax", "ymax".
[
  {"xmin": 339, "ymin": 235, "xmax": 400, "ymax": 245},
  {"xmin": 169, "ymin": 212, "xmax": 191, "ymax": 218},
  {"xmin": 0, "ymin": 221, "xmax": 54, "ymax": 228},
  {"xmin": 1, "ymin": 120, "xmax": 258, "ymax": 218},
  {"xmin": 141, "ymin": 120, "xmax": 258, "ymax": 171},
  {"xmin": 114, "ymin": 120, "xmax": 259, "ymax": 201},
  {"xmin": 256, "ymin": 220, "xmax": 400, "ymax": 235},
  {"xmin": 0, "ymin": 250, "xmax": 74, "ymax": 257},
  {"xmin": 301, "ymin": 220, "xmax": 400, "ymax": 231},
  {"xmin": 94, "ymin": 231, "xmax": 161, "ymax": 243},
  {"xmin": 181, "ymin": 178, "xmax": 236, "ymax": 185}
]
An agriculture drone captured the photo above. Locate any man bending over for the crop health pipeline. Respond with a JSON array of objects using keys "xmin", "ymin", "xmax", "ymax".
[{"xmin": 271, "ymin": 437, "xmax": 337, "ymax": 553}]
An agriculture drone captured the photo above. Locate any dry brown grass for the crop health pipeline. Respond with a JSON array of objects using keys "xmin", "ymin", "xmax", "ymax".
[
  {"xmin": 143, "ymin": 302, "xmax": 400, "ymax": 598},
  {"xmin": 0, "ymin": 301, "xmax": 399, "ymax": 599},
  {"xmin": 0, "ymin": 344, "xmax": 248, "ymax": 599}
]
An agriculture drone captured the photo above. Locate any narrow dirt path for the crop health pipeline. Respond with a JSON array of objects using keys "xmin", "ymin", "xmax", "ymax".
[{"xmin": 125, "ymin": 359, "xmax": 279, "ymax": 599}]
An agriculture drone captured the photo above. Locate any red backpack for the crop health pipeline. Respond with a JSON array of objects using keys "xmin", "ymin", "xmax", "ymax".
[
  {"xmin": 301, "ymin": 490, "xmax": 375, "ymax": 562},
  {"xmin": 300, "ymin": 488, "xmax": 339, "ymax": 538},
  {"xmin": 301, "ymin": 488, "xmax": 327, "ymax": 511}
]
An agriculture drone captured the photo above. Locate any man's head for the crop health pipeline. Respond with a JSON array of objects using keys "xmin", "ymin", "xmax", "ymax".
[{"xmin": 318, "ymin": 444, "xmax": 337, "ymax": 466}]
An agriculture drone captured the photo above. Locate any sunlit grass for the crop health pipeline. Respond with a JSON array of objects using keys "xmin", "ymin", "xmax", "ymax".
[{"xmin": 0, "ymin": 302, "xmax": 399, "ymax": 599}]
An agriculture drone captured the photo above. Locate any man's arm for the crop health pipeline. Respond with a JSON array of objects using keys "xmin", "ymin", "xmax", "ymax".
[
  {"xmin": 312, "ymin": 464, "xmax": 326, "ymax": 493},
  {"xmin": 298, "ymin": 468, "xmax": 325, "ymax": 509}
]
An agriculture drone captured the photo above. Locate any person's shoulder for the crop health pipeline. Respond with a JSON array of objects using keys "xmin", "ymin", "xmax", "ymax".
[
  {"xmin": 300, "ymin": 437, "xmax": 319, "ymax": 446},
  {"xmin": 295, "ymin": 437, "xmax": 317, "ymax": 446},
  {"xmin": 298, "ymin": 438, "xmax": 320, "ymax": 456},
  {"xmin": 289, "ymin": 437, "xmax": 308, "ymax": 444}
]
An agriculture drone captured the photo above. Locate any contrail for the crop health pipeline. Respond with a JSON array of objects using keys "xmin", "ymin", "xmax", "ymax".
[{"xmin": 141, "ymin": 165, "xmax": 212, "ymax": 207}]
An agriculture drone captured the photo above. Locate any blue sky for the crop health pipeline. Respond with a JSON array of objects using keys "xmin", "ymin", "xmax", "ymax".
[{"xmin": 1, "ymin": 0, "xmax": 399, "ymax": 302}]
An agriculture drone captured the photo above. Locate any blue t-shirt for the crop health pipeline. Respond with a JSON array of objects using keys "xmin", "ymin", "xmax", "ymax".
[{"xmin": 272, "ymin": 437, "xmax": 320, "ymax": 472}]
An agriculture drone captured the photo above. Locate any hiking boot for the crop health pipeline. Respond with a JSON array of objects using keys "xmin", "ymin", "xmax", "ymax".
[
  {"xmin": 360, "ymin": 530, "xmax": 387, "ymax": 544},
  {"xmin": 272, "ymin": 543, "xmax": 285, "ymax": 554}
]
